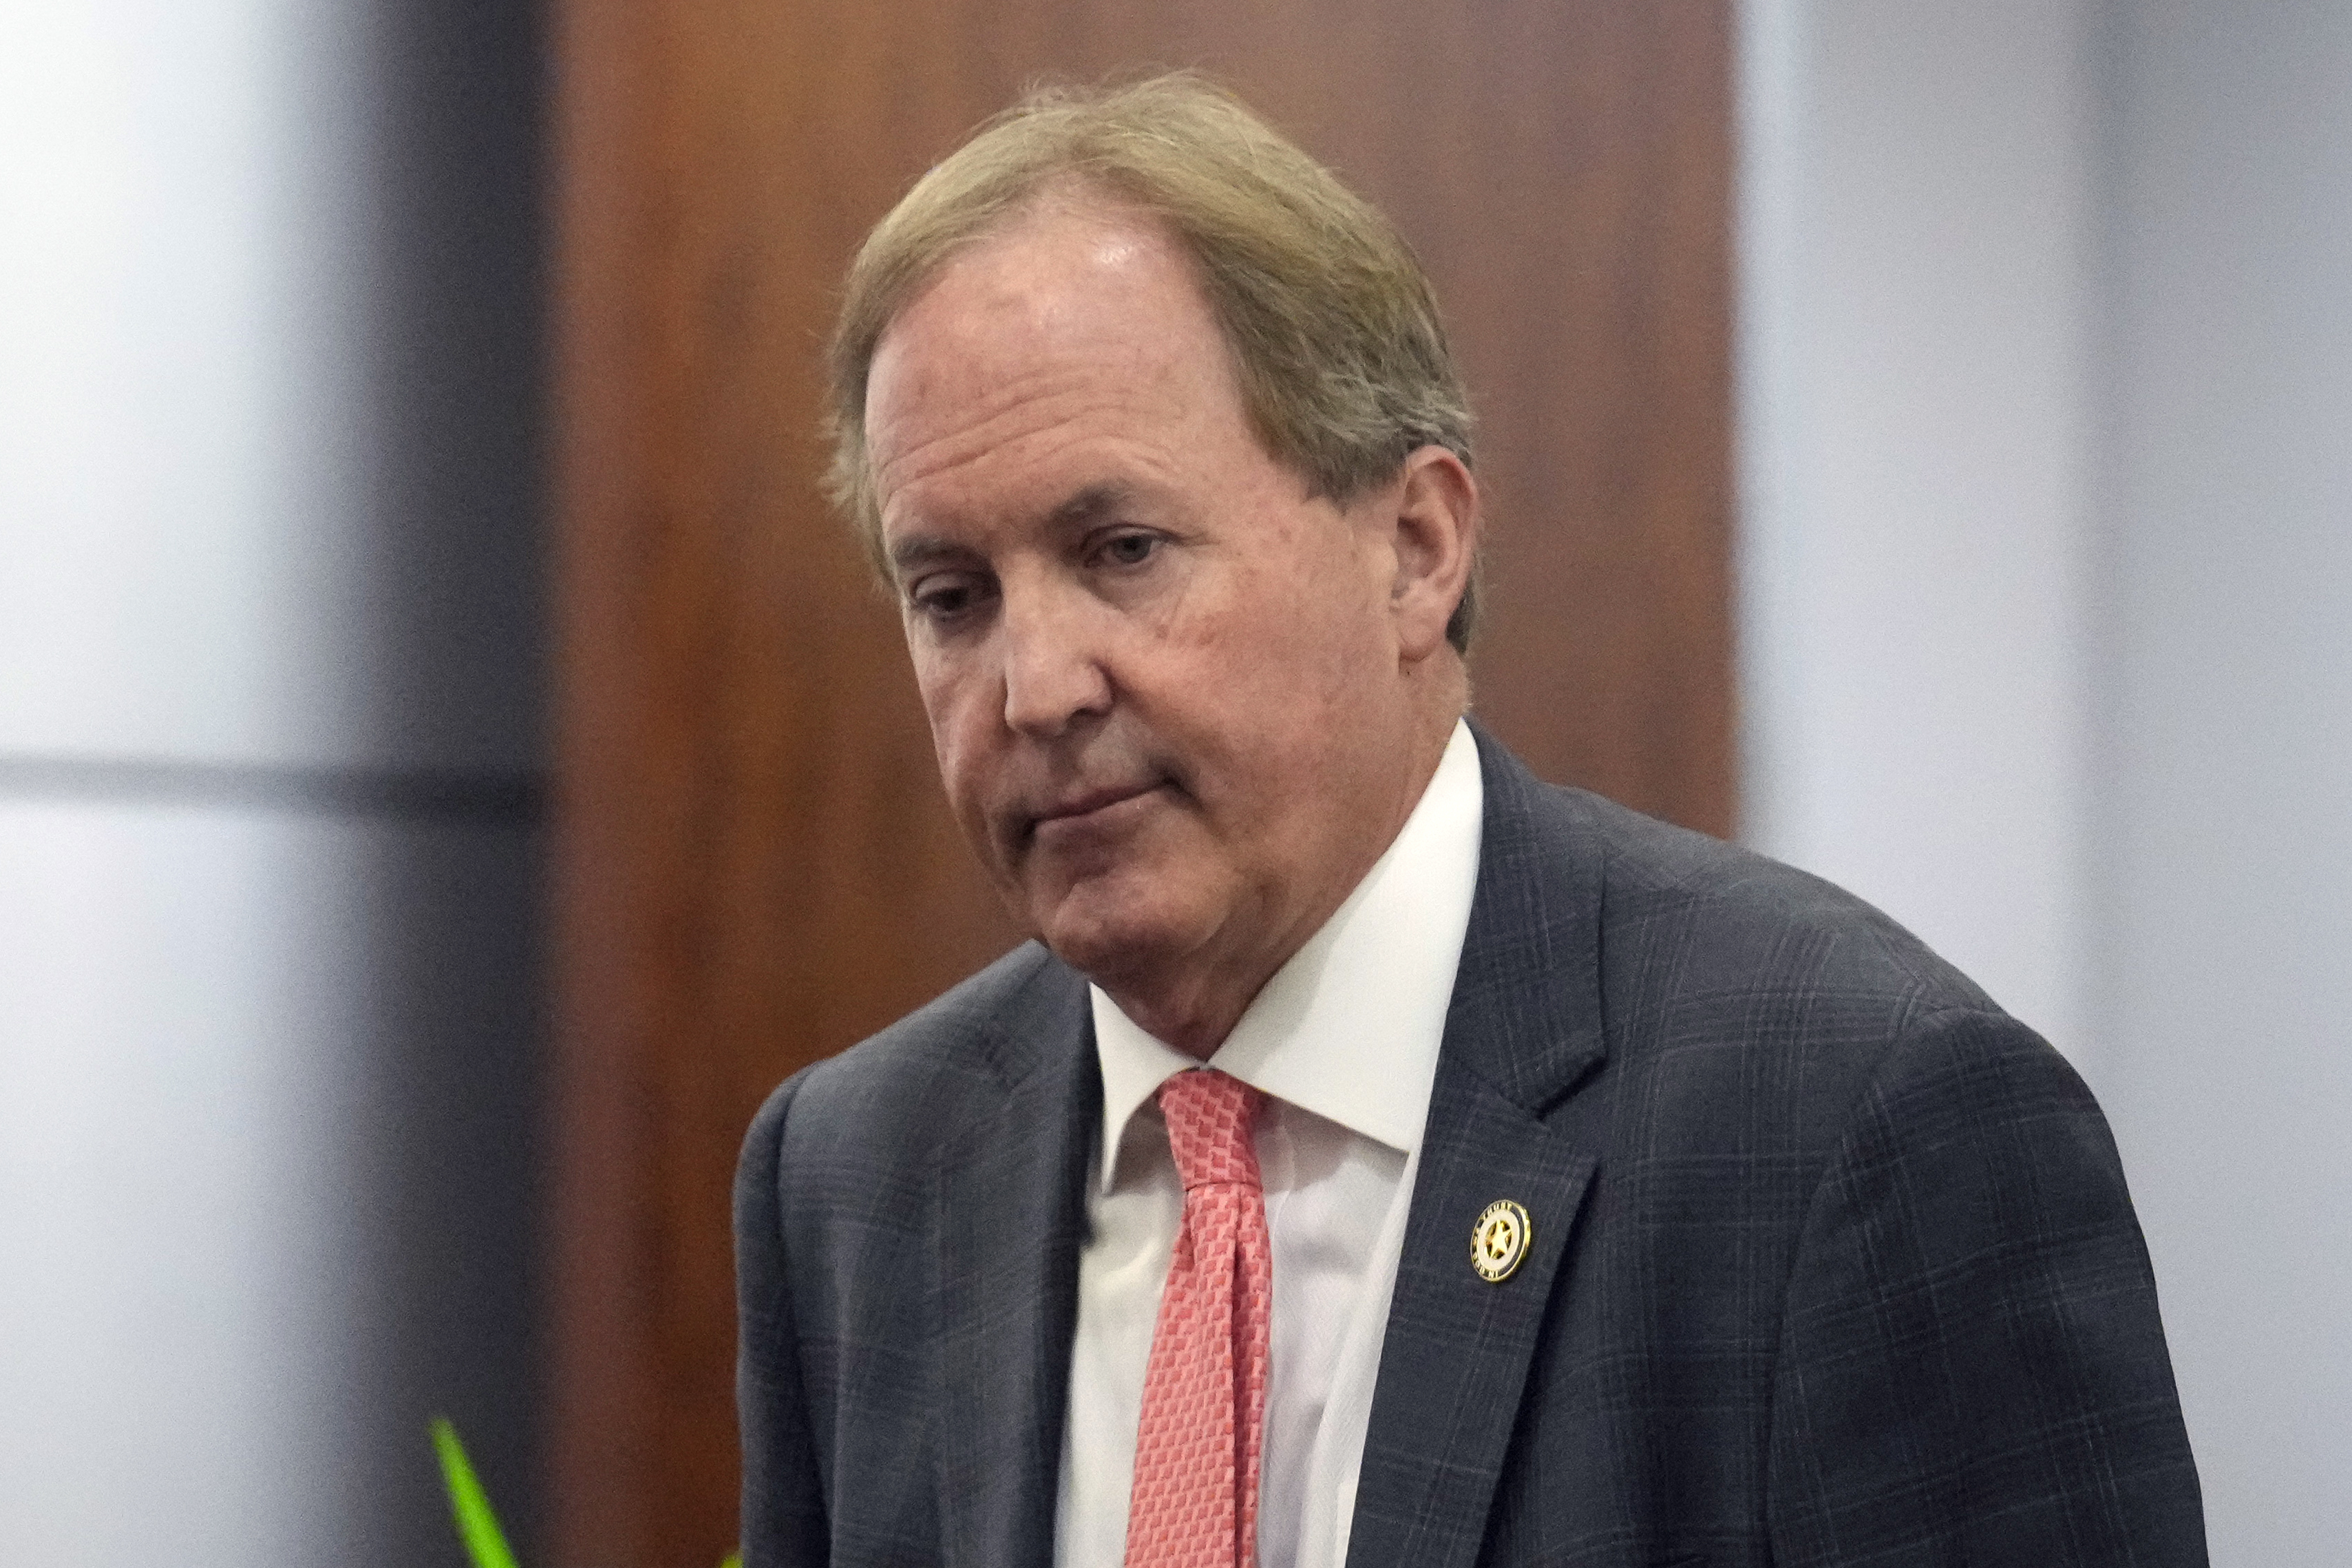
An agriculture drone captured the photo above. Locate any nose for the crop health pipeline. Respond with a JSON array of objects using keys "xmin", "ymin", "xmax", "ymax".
[{"xmin": 999, "ymin": 575, "xmax": 1113, "ymax": 738}]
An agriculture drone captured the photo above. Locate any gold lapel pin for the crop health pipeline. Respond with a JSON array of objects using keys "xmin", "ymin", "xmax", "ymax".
[{"xmin": 1471, "ymin": 1198, "xmax": 1532, "ymax": 1283}]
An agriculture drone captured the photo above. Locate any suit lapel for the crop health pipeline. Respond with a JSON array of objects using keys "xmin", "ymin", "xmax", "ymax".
[
  {"xmin": 934, "ymin": 953, "xmax": 1099, "ymax": 1568},
  {"xmin": 1345, "ymin": 728, "xmax": 1609, "ymax": 1568}
]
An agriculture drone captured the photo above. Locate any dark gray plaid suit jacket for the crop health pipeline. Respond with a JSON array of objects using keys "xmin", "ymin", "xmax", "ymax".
[{"xmin": 737, "ymin": 725, "xmax": 2205, "ymax": 1567}]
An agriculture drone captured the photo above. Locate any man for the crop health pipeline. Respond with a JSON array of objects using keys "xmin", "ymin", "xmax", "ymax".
[{"xmin": 736, "ymin": 75, "xmax": 2205, "ymax": 1568}]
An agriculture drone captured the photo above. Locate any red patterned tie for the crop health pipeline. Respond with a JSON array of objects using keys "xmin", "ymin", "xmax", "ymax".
[{"xmin": 1123, "ymin": 1068, "xmax": 1273, "ymax": 1568}]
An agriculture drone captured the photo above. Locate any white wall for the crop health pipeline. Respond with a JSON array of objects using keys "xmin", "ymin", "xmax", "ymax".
[
  {"xmin": 0, "ymin": 2, "xmax": 545, "ymax": 1561},
  {"xmin": 2088, "ymin": 2, "xmax": 2352, "ymax": 1557},
  {"xmin": 1739, "ymin": 2, "xmax": 2352, "ymax": 1561},
  {"xmin": 1737, "ymin": 0, "xmax": 2097, "ymax": 1057}
]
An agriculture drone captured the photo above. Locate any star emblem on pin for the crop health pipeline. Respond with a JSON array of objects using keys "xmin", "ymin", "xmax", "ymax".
[{"xmin": 1471, "ymin": 1198, "xmax": 1532, "ymax": 1283}]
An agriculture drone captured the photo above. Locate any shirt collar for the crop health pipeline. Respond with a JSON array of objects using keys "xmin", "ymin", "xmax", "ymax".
[{"xmin": 1090, "ymin": 718, "xmax": 1485, "ymax": 1194}]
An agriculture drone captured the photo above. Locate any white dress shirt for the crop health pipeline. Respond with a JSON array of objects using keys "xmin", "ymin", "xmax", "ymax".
[{"xmin": 1052, "ymin": 719, "xmax": 1485, "ymax": 1568}]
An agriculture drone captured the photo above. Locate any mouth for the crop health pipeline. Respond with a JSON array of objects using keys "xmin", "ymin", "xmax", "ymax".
[{"xmin": 1021, "ymin": 779, "xmax": 1165, "ymax": 841}]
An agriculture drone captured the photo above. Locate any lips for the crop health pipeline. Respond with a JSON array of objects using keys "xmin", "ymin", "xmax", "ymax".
[
  {"xmin": 1033, "ymin": 781, "xmax": 1156, "ymax": 823},
  {"xmin": 1020, "ymin": 778, "xmax": 1165, "ymax": 840}
]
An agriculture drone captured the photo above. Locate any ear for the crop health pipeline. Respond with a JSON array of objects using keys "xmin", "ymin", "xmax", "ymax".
[{"xmin": 1385, "ymin": 445, "xmax": 1479, "ymax": 663}]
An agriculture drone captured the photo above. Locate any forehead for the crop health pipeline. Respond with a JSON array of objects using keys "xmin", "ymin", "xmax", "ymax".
[{"xmin": 862, "ymin": 202, "xmax": 1247, "ymax": 502}]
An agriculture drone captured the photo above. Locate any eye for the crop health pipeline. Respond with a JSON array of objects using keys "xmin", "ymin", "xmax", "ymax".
[
  {"xmin": 1094, "ymin": 530, "xmax": 1161, "ymax": 569},
  {"xmin": 907, "ymin": 573, "xmax": 994, "ymax": 625}
]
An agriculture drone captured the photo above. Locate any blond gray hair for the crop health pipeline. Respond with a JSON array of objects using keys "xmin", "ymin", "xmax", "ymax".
[{"xmin": 826, "ymin": 72, "xmax": 1481, "ymax": 650}]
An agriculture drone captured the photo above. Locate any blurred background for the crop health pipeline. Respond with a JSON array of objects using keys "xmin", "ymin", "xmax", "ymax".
[{"xmin": 1, "ymin": 1, "xmax": 2343, "ymax": 1565}]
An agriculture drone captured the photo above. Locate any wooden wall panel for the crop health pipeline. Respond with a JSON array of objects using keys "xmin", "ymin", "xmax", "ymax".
[{"xmin": 548, "ymin": 3, "xmax": 1731, "ymax": 1560}]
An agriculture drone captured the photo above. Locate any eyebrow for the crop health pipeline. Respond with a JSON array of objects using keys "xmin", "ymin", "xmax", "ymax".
[
  {"xmin": 887, "ymin": 534, "xmax": 973, "ymax": 578},
  {"xmin": 1045, "ymin": 482, "xmax": 1135, "ymax": 533},
  {"xmin": 886, "ymin": 482, "xmax": 1143, "ymax": 578}
]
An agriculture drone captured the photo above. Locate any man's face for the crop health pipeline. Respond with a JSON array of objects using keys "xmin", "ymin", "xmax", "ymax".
[{"xmin": 863, "ymin": 200, "xmax": 1436, "ymax": 1021}]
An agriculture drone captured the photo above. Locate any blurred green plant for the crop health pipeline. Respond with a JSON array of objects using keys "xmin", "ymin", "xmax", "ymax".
[
  {"xmin": 432, "ymin": 1417, "xmax": 741, "ymax": 1568},
  {"xmin": 431, "ymin": 1417, "xmax": 520, "ymax": 1568}
]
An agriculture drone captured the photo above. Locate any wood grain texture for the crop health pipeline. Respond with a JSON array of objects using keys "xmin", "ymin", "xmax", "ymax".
[{"xmin": 547, "ymin": 2, "xmax": 1732, "ymax": 1559}]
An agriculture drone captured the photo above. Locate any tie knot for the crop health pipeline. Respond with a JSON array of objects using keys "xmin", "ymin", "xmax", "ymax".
[{"xmin": 1156, "ymin": 1069, "xmax": 1266, "ymax": 1193}]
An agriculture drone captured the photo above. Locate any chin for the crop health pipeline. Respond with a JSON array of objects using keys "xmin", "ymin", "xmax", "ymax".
[{"xmin": 1028, "ymin": 882, "xmax": 1201, "ymax": 990}]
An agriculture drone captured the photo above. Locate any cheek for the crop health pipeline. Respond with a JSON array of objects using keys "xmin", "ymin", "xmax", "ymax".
[
  {"xmin": 912, "ymin": 659, "xmax": 993, "ymax": 797},
  {"xmin": 1205, "ymin": 599, "xmax": 1395, "ymax": 810},
  {"xmin": 1225, "ymin": 579, "xmax": 1384, "ymax": 718}
]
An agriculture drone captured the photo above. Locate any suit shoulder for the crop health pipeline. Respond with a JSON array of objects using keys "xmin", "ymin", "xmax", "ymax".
[
  {"xmin": 745, "ymin": 940, "xmax": 1086, "ymax": 1173},
  {"xmin": 1540, "ymin": 781, "xmax": 2001, "ymax": 1022},
  {"xmin": 1519, "ymin": 781, "xmax": 2073, "ymax": 1182}
]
